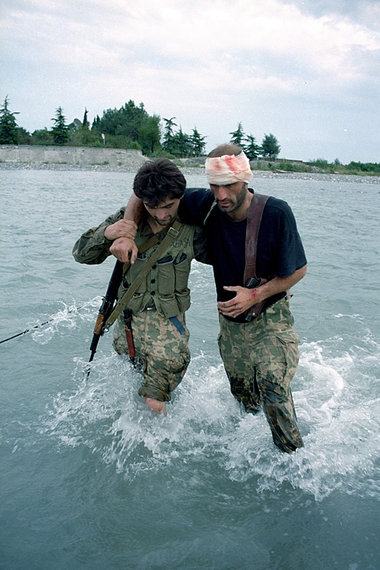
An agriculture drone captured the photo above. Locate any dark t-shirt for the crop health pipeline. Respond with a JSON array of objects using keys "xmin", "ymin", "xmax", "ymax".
[{"xmin": 179, "ymin": 187, "xmax": 307, "ymax": 322}]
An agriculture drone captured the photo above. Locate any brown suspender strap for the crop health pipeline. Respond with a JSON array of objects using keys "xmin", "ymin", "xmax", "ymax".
[
  {"xmin": 244, "ymin": 192, "xmax": 269, "ymax": 321},
  {"xmin": 104, "ymin": 220, "xmax": 183, "ymax": 329}
]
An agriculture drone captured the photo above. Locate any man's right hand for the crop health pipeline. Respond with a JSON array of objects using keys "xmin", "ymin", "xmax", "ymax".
[
  {"xmin": 103, "ymin": 219, "xmax": 137, "ymax": 241},
  {"xmin": 109, "ymin": 237, "xmax": 138, "ymax": 264},
  {"xmin": 103, "ymin": 220, "xmax": 138, "ymax": 263}
]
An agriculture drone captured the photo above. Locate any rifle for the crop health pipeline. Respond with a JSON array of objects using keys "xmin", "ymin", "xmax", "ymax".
[
  {"xmin": 86, "ymin": 219, "xmax": 182, "ymax": 374},
  {"xmin": 87, "ymin": 259, "xmax": 124, "ymax": 372}
]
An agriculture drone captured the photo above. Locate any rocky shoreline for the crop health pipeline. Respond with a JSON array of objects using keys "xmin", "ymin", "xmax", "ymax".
[
  {"xmin": 1, "ymin": 160, "xmax": 380, "ymax": 184},
  {"xmin": 1, "ymin": 144, "xmax": 379, "ymax": 184}
]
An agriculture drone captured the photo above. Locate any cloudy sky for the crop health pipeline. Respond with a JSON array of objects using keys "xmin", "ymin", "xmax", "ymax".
[{"xmin": 1, "ymin": 0, "xmax": 379, "ymax": 163}]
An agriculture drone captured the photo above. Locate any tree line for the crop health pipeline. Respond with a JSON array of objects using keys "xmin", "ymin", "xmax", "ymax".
[
  {"xmin": 2, "ymin": 96, "xmax": 379, "ymax": 172},
  {"xmin": 0, "ymin": 96, "xmax": 282, "ymax": 159}
]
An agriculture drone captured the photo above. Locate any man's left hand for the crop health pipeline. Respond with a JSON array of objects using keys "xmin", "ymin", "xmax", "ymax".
[{"xmin": 217, "ymin": 285, "xmax": 262, "ymax": 318}]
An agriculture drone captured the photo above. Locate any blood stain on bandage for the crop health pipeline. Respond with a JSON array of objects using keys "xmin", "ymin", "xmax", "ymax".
[{"xmin": 225, "ymin": 155, "xmax": 237, "ymax": 171}]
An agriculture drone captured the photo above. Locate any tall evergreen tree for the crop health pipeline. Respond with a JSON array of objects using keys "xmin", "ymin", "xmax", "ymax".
[
  {"xmin": 0, "ymin": 96, "xmax": 19, "ymax": 144},
  {"xmin": 162, "ymin": 117, "xmax": 177, "ymax": 154},
  {"xmin": 82, "ymin": 108, "xmax": 89, "ymax": 128},
  {"xmin": 243, "ymin": 134, "xmax": 261, "ymax": 159},
  {"xmin": 171, "ymin": 127, "xmax": 192, "ymax": 157},
  {"xmin": 190, "ymin": 127, "xmax": 206, "ymax": 156},
  {"xmin": 261, "ymin": 133, "xmax": 281, "ymax": 158},
  {"xmin": 51, "ymin": 107, "xmax": 69, "ymax": 145},
  {"xmin": 229, "ymin": 122, "xmax": 245, "ymax": 146}
]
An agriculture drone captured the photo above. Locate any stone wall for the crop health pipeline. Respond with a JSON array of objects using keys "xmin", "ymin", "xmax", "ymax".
[{"xmin": 0, "ymin": 145, "xmax": 148, "ymax": 168}]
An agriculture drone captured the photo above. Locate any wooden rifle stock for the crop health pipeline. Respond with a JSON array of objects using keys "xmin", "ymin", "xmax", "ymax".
[{"xmin": 88, "ymin": 260, "xmax": 124, "ymax": 365}]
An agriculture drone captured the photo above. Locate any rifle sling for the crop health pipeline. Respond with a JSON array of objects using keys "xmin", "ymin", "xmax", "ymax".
[
  {"xmin": 105, "ymin": 220, "xmax": 183, "ymax": 329},
  {"xmin": 121, "ymin": 232, "xmax": 161, "ymax": 275}
]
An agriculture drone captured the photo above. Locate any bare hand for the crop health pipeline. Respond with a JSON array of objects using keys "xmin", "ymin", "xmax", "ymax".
[
  {"xmin": 217, "ymin": 285, "xmax": 261, "ymax": 318},
  {"xmin": 109, "ymin": 237, "xmax": 138, "ymax": 264},
  {"xmin": 103, "ymin": 219, "xmax": 137, "ymax": 241}
]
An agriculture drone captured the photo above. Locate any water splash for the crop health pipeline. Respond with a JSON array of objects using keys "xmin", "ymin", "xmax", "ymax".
[
  {"xmin": 31, "ymin": 297, "xmax": 101, "ymax": 344},
  {"xmin": 41, "ymin": 330, "xmax": 380, "ymax": 502},
  {"xmin": 222, "ymin": 338, "xmax": 380, "ymax": 501}
]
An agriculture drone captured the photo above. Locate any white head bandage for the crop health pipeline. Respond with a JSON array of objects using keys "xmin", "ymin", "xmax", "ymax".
[{"xmin": 205, "ymin": 151, "xmax": 252, "ymax": 185}]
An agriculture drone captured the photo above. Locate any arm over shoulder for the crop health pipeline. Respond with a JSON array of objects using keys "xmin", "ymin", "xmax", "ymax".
[
  {"xmin": 72, "ymin": 209, "xmax": 123, "ymax": 264},
  {"xmin": 179, "ymin": 188, "xmax": 214, "ymax": 226},
  {"xmin": 192, "ymin": 226, "xmax": 211, "ymax": 265}
]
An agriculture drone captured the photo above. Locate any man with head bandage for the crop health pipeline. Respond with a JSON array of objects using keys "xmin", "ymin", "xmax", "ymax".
[
  {"xmin": 119, "ymin": 143, "xmax": 307, "ymax": 453},
  {"xmin": 205, "ymin": 151, "xmax": 253, "ymax": 185}
]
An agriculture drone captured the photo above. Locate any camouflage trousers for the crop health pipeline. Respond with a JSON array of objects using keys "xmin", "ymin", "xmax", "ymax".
[
  {"xmin": 113, "ymin": 310, "xmax": 190, "ymax": 402},
  {"xmin": 218, "ymin": 297, "xmax": 304, "ymax": 453}
]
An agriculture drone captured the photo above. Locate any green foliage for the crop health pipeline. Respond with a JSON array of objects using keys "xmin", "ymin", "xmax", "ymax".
[
  {"xmin": 172, "ymin": 127, "xmax": 191, "ymax": 157},
  {"xmin": 162, "ymin": 118, "xmax": 206, "ymax": 157},
  {"xmin": 31, "ymin": 128, "xmax": 54, "ymax": 145},
  {"xmin": 308, "ymin": 158, "xmax": 329, "ymax": 169},
  {"xmin": 96, "ymin": 100, "xmax": 146, "ymax": 139},
  {"xmin": 277, "ymin": 161, "xmax": 301, "ymax": 172},
  {"xmin": 96, "ymin": 134, "xmax": 141, "ymax": 150},
  {"xmin": 307, "ymin": 158, "xmax": 337, "ymax": 173},
  {"xmin": 16, "ymin": 127, "xmax": 32, "ymax": 144},
  {"xmin": 261, "ymin": 133, "xmax": 281, "ymax": 158},
  {"xmin": 0, "ymin": 96, "xmax": 19, "ymax": 144},
  {"xmin": 51, "ymin": 107, "xmax": 69, "ymax": 145},
  {"xmin": 346, "ymin": 161, "xmax": 380, "ymax": 174},
  {"xmin": 229, "ymin": 124, "xmax": 278, "ymax": 160},
  {"xmin": 91, "ymin": 100, "xmax": 160, "ymax": 153},
  {"xmin": 137, "ymin": 115, "xmax": 161, "ymax": 155},
  {"xmin": 243, "ymin": 134, "xmax": 261, "ymax": 159},
  {"xmin": 69, "ymin": 109, "xmax": 99, "ymax": 147},
  {"xmin": 82, "ymin": 108, "xmax": 89, "ymax": 129},
  {"xmin": 162, "ymin": 117, "xmax": 178, "ymax": 154},
  {"xmin": 3, "ymin": 95, "xmax": 378, "ymax": 173},
  {"xmin": 71, "ymin": 125, "xmax": 99, "ymax": 147},
  {"xmin": 190, "ymin": 127, "xmax": 206, "ymax": 156},
  {"xmin": 229, "ymin": 122, "xmax": 245, "ymax": 146}
]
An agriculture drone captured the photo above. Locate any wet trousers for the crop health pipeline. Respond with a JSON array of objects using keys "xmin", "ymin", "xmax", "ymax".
[
  {"xmin": 112, "ymin": 310, "xmax": 190, "ymax": 402},
  {"xmin": 218, "ymin": 297, "xmax": 303, "ymax": 453}
]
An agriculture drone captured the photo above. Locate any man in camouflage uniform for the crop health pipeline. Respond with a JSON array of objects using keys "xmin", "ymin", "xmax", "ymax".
[
  {"xmin": 73, "ymin": 159, "xmax": 207, "ymax": 415},
  {"xmin": 119, "ymin": 145, "xmax": 307, "ymax": 452}
]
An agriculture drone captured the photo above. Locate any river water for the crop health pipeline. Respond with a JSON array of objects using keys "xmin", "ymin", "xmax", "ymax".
[{"xmin": 1, "ymin": 169, "xmax": 379, "ymax": 569}]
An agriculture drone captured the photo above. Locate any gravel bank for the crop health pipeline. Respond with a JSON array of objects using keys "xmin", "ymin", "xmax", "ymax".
[{"xmin": 1, "ymin": 160, "xmax": 379, "ymax": 185}]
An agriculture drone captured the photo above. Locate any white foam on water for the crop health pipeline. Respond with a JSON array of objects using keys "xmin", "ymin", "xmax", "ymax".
[
  {"xmin": 31, "ymin": 297, "xmax": 101, "ymax": 345},
  {"xmin": 40, "ymin": 303, "xmax": 379, "ymax": 502},
  {"xmin": 221, "ymin": 337, "xmax": 380, "ymax": 501}
]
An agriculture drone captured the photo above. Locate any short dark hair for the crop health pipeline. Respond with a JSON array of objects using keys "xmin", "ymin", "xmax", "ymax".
[
  {"xmin": 133, "ymin": 159, "xmax": 186, "ymax": 207},
  {"xmin": 208, "ymin": 144, "xmax": 243, "ymax": 158}
]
